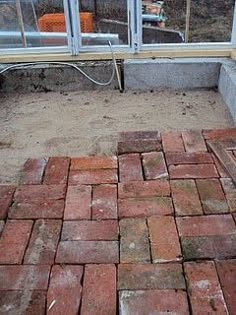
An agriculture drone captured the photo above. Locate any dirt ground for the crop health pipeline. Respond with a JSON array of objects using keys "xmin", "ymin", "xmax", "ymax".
[{"xmin": 0, "ymin": 89, "xmax": 234, "ymax": 184}]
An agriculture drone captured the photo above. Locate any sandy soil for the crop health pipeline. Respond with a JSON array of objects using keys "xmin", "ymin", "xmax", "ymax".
[{"xmin": 0, "ymin": 89, "xmax": 234, "ymax": 183}]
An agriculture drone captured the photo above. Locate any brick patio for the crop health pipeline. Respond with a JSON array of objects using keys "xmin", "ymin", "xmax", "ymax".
[{"xmin": 0, "ymin": 128, "xmax": 236, "ymax": 315}]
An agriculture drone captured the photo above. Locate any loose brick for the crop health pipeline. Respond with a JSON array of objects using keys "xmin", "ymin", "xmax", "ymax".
[
  {"xmin": 161, "ymin": 131, "xmax": 185, "ymax": 153},
  {"xmin": 56, "ymin": 241, "xmax": 119, "ymax": 264},
  {"xmin": 119, "ymin": 131, "xmax": 160, "ymax": 142},
  {"xmin": 184, "ymin": 261, "xmax": 228, "ymax": 314},
  {"xmin": 165, "ymin": 152, "xmax": 213, "ymax": 165},
  {"xmin": 0, "ymin": 185, "xmax": 15, "ymax": 199},
  {"xmin": 92, "ymin": 184, "xmax": 117, "ymax": 220},
  {"xmin": 71, "ymin": 156, "xmax": 117, "ymax": 170},
  {"xmin": 118, "ymin": 263, "xmax": 185, "ymax": 290},
  {"xmin": 142, "ymin": 152, "xmax": 168, "ymax": 179},
  {"xmin": 148, "ymin": 216, "xmax": 182, "ymax": 263},
  {"xmin": 182, "ymin": 235, "xmax": 236, "ymax": 260},
  {"xmin": 0, "ymin": 221, "xmax": 4, "ymax": 235},
  {"xmin": 118, "ymin": 180, "xmax": 170, "ymax": 199},
  {"xmin": 24, "ymin": 219, "xmax": 61, "ymax": 265},
  {"xmin": 47, "ymin": 265, "xmax": 83, "ymax": 315},
  {"xmin": 120, "ymin": 218, "xmax": 150, "ymax": 263},
  {"xmin": 69, "ymin": 169, "xmax": 118, "ymax": 185},
  {"xmin": 0, "ymin": 291, "xmax": 46, "ymax": 315},
  {"xmin": 0, "ymin": 265, "xmax": 50, "ymax": 290},
  {"xmin": 0, "ymin": 220, "xmax": 33, "ymax": 264},
  {"xmin": 171, "ymin": 180, "xmax": 203, "ymax": 216},
  {"xmin": 119, "ymin": 154, "xmax": 143, "ymax": 182},
  {"xmin": 177, "ymin": 214, "xmax": 236, "ymax": 237},
  {"xmin": 169, "ymin": 164, "xmax": 218, "ymax": 179},
  {"xmin": 81, "ymin": 265, "xmax": 116, "ymax": 315},
  {"xmin": 119, "ymin": 290, "xmax": 189, "ymax": 315},
  {"xmin": 212, "ymin": 155, "xmax": 228, "ymax": 177},
  {"xmin": 14, "ymin": 184, "xmax": 66, "ymax": 201},
  {"xmin": 0, "ymin": 199, "xmax": 12, "ymax": 219},
  {"xmin": 43, "ymin": 157, "xmax": 70, "ymax": 184},
  {"xmin": 20, "ymin": 158, "xmax": 47, "ymax": 185},
  {"xmin": 61, "ymin": 220, "xmax": 118, "ymax": 241},
  {"xmin": 182, "ymin": 130, "xmax": 207, "ymax": 152},
  {"xmin": 64, "ymin": 185, "xmax": 91, "ymax": 220},
  {"xmin": 118, "ymin": 197, "xmax": 173, "ymax": 218},
  {"xmin": 216, "ymin": 259, "xmax": 236, "ymax": 315},
  {"xmin": 203, "ymin": 128, "xmax": 236, "ymax": 140},
  {"xmin": 226, "ymin": 193, "xmax": 236, "ymax": 213},
  {"xmin": 221, "ymin": 178, "xmax": 236, "ymax": 194},
  {"xmin": 196, "ymin": 179, "xmax": 229, "ymax": 214}
]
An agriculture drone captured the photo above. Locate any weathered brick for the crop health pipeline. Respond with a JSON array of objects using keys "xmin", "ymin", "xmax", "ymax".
[
  {"xmin": 0, "ymin": 221, "xmax": 4, "ymax": 235},
  {"xmin": 182, "ymin": 235, "xmax": 236, "ymax": 260},
  {"xmin": 24, "ymin": 219, "xmax": 61, "ymax": 265},
  {"xmin": 0, "ymin": 220, "xmax": 33, "ymax": 264},
  {"xmin": 81, "ymin": 265, "xmax": 116, "ymax": 315},
  {"xmin": 184, "ymin": 261, "xmax": 228, "ymax": 314},
  {"xmin": 171, "ymin": 180, "xmax": 203, "ymax": 216},
  {"xmin": 118, "ymin": 263, "xmax": 185, "ymax": 290},
  {"xmin": 182, "ymin": 130, "xmax": 207, "ymax": 152},
  {"xmin": 221, "ymin": 178, "xmax": 236, "ymax": 194},
  {"xmin": 56, "ymin": 241, "xmax": 119, "ymax": 264},
  {"xmin": 120, "ymin": 218, "xmax": 150, "ymax": 263},
  {"xmin": 166, "ymin": 152, "xmax": 213, "ymax": 165},
  {"xmin": 226, "ymin": 193, "xmax": 236, "ymax": 213},
  {"xmin": 43, "ymin": 157, "xmax": 70, "ymax": 184},
  {"xmin": 203, "ymin": 128, "xmax": 236, "ymax": 140},
  {"xmin": 0, "ymin": 199, "xmax": 12, "ymax": 219},
  {"xmin": 233, "ymin": 212, "xmax": 236, "ymax": 223},
  {"xmin": 142, "ymin": 152, "xmax": 168, "ymax": 179},
  {"xmin": 118, "ymin": 197, "xmax": 173, "ymax": 218},
  {"xmin": 20, "ymin": 158, "xmax": 47, "ymax": 185},
  {"xmin": 161, "ymin": 131, "xmax": 185, "ymax": 153},
  {"xmin": 69, "ymin": 169, "xmax": 118, "ymax": 185},
  {"xmin": 216, "ymin": 259, "xmax": 236, "ymax": 315},
  {"xmin": 92, "ymin": 184, "xmax": 117, "ymax": 220},
  {"xmin": 64, "ymin": 185, "xmax": 91, "ymax": 220},
  {"xmin": 169, "ymin": 164, "xmax": 218, "ymax": 179},
  {"xmin": 119, "ymin": 131, "xmax": 160, "ymax": 142},
  {"xmin": 196, "ymin": 179, "xmax": 229, "ymax": 214},
  {"xmin": 61, "ymin": 220, "xmax": 118, "ymax": 241},
  {"xmin": 47, "ymin": 265, "xmax": 83, "ymax": 315},
  {"xmin": 0, "ymin": 291, "xmax": 46, "ymax": 315},
  {"xmin": 119, "ymin": 154, "xmax": 143, "ymax": 182},
  {"xmin": 118, "ymin": 180, "xmax": 170, "ymax": 199},
  {"xmin": 14, "ymin": 184, "xmax": 66, "ymax": 201},
  {"xmin": 71, "ymin": 156, "xmax": 117, "ymax": 170},
  {"xmin": 148, "ymin": 216, "xmax": 182, "ymax": 263},
  {"xmin": 0, "ymin": 185, "xmax": 15, "ymax": 199},
  {"xmin": 177, "ymin": 214, "xmax": 236, "ymax": 237},
  {"xmin": 119, "ymin": 290, "xmax": 189, "ymax": 315},
  {"xmin": 0, "ymin": 265, "xmax": 50, "ymax": 290},
  {"xmin": 212, "ymin": 155, "xmax": 228, "ymax": 177}
]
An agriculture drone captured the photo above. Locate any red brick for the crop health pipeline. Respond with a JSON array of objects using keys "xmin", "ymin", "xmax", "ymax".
[
  {"xmin": 118, "ymin": 197, "xmax": 173, "ymax": 218},
  {"xmin": 182, "ymin": 130, "xmax": 207, "ymax": 152},
  {"xmin": 81, "ymin": 264, "xmax": 116, "ymax": 315},
  {"xmin": 0, "ymin": 185, "xmax": 15, "ymax": 199},
  {"xmin": 176, "ymin": 214, "xmax": 236, "ymax": 237},
  {"xmin": 64, "ymin": 185, "xmax": 91, "ymax": 220},
  {"xmin": 196, "ymin": 179, "xmax": 229, "ymax": 214},
  {"xmin": 120, "ymin": 218, "xmax": 150, "ymax": 263},
  {"xmin": 142, "ymin": 152, "xmax": 168, "ymax": 179},
  {"xmin": 118, "ymin": 263, "xmax": 185, "ymax": 290},
  {"xmin": 184, "ymin": 261, "xmax": 228, "ymax": 314},
  {"xmin": 0, "ymin": 220, "xmax": 33, "ymax": 264},
  {"xmin": 0, "ymin": 291, "xmax": 46, "ymax": 315},
  {"xmin": 0, "ymin": 265, "xmax": 50, "ymax": 290},
  {"xmin": 212, "ymin": 155, "xmax": 228, "ymax": 177},
  {"xmin": 166, "ymin": 152, "xmax": 213, "ymax": 165},
  {"xmin": 203, "ymin": 128, "xmax": 236, "ymax": 140},
  {"xmin": 24, "ymin": 219, "xmax": 61, "ymax": 265},
  {"xmin": 0, "ymin": 199, "xmax": 12, "ymax": 219},
  {"xmin": 171, "ymin": 180, "xmax": 203, "ymax": 216},
  {"xmin": 14, "ymin": 184, "xmax": 66, "ymax": 201},
  {"xmin": 118, "ymin": 180, "xmax": 170, "ymax": 199},
  {"xmin": 119, "ymin": 154, "xmax": 143, "ymax": 182},
  {"xmin": 47, "ymin": 265, "xmax": 83, "ymax": 315},
  {"xmin": 221, "ymin": 178, "xmax": 236, "ymax": 194},
  {"xmin": 216, "ymin": 259, "xmax": 236, "ymax": 315},
  {"xmin": 20, "ymin": 158, "xmax": 47, "ymax": 185},
  {"xmin": 148, "ymin": 216, "xmax": 182, "ymax": 263},
  {"xmin": 56, "ymin": 241, "xmax": 119, "ymax": 264},
  {"xmin": 61, "ymin": 220, "xmax": 118, "ymax": 241},
  {"xmin": 161, "ymin": 131, "xmax": 185, "ymax": 153},
  {"xmin": 0, "ymin": 221, "xmax": 4, "ymax": 235},
  {"xmin": 43, "ymin": 157, "xmax": 70, "ymax": 184},
  {"xmin": 119, "ymin": 290, "xmax": 189, "ymax": 315},
  {"xmin": 69, "ymin": 169, "xmax": 118, "ymax": 185},
  {"xmin": 71, "ymin": 156, "xmax": 117, "ymax": 170},
  {"xmin": 169, "ymin": 164, "xmax": 218, "ymax": 179},
  {"xmin": 92, "ymin": 184, "xmax": 117, "ymax": 220}
]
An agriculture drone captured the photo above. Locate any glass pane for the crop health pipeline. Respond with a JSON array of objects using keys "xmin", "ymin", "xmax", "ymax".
[
  {"xmin": 79, "ymin": 0, "xmax": 129, "ymax": 46},
  {"xmin": 0, "ymin": 0, "xmax": 68, "ymax": 49}
]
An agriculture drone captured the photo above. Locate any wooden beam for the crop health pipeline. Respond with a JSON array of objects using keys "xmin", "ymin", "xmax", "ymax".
[{"xmin": 185, "ymin": 0, "xmax": 191, "ymax": 43}]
